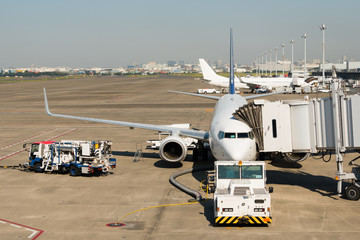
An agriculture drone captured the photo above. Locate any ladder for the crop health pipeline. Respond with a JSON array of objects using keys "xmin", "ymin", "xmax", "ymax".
[{"xmin": 133, "ymin": 143, "xmax": 143, "ymax": 162}]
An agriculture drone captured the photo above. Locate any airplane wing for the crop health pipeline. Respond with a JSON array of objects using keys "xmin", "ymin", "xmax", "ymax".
[
  {"xmin": 168, "ymin": 90, "xmax": 221, "ymax": 100},
  {"xmin": 169, "ymin": 90, "xmax": 283, "ymax": 101},
  {"xmin": 239, "ymin": 77, "xmax": 258, "ymax": 88},
  {"xmin": 243, "ymin": 91, "xmax": 285, "ymax": 100},
  {"xmin": 43, "ymin": 89, "xmax": 208, "ymax": 141}
]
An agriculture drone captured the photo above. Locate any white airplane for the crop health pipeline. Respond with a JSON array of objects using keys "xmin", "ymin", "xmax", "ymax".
[
  {"xmin": 43, "ymin": 29, "xmax": 305, "ymax": 163},
  {"xmin": 199, "ymin": 58, "xmax": 248, "ymax": 89},
  {"xmin": 199, "ymin": 58, "xmax": 292, "ymax": 91}
]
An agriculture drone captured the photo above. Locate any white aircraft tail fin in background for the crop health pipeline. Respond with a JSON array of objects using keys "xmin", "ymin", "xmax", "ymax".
[{"xmin": 199, "ymin": 58, "xmax": 219, "ymax": 81}]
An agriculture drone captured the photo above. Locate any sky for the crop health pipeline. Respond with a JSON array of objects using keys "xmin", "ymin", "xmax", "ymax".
[{"xmin": 0, "ymin": 0, "xmax": 359, "ymax": 68}]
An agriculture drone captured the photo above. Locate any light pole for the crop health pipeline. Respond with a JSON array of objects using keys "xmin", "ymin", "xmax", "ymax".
[
  {"xmin": 302, "ymin": 33, "xmax": 307, "ymax": 80},
  {"xmin": 274, "ymin": 46, "xmax": 278, "ymax": 76},
  {"xmin": 320, "ymin": 24, "xmax": 327, "ymax": 87},
  {"xmin": 282, "ymin": 43, "xmax": 285, "ymax": 76},
  {"xmin": 261, "ymin": 53, "xmax": 264, "ymax": 76},
  {"xmin": 290, "ymin": 40, "xmax": 295, "ymax": 75},
  {"xmin": 255, "ymin": 56, "xmax": 257, "ymax": 76},
  {"xmin": 269, "ymin": 49, "xmax": 272, "ymax": 77},
  {"xmin": 258, "ymin": 55, "xmax": 260, "ymax": 76},
  {"xmin": 265, "ymin": 51, "xmax": 268, "ymax": 76}
]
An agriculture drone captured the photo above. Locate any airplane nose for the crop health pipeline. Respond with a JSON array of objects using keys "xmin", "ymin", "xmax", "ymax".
[
  {"xmin": 227, "ymin": 150, "xmax": 248, "ymax": 161},
  {"xmin": 223, "ymin": 140, "xmax": 255, "ymax": 161}
]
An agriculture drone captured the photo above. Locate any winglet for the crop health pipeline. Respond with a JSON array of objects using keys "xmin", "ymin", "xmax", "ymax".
[
  {"xmin": 229, "ymin": 28, "xmax": 235, "ymax": 94},
  {"xmin": 43, "ymin": 88, "xmax": 52, "ymax": 116}
]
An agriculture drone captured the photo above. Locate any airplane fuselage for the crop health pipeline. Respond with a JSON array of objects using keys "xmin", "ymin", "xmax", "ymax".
[
  {"xmin": 241, "ymin": 77, "xmax": 292, "ymax": 88},
  {"xmin": 208, "ymin": 94, "xmax": 257, "ymax": 161},
  {"xmin": 207, "ymin": 77, "xmax": 245, "ymax": 89}
]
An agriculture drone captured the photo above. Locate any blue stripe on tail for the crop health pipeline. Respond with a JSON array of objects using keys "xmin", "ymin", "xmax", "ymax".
[{"xmin": 229, "ymin": 28, "xmax": 235, "ymax": 94}]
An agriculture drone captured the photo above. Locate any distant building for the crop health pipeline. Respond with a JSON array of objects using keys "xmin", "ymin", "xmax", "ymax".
[
  {"xmin": 320, "ymin": 61, "xmax": 360, "ymax": 71},
  {"xmin": 167, "ymin": 61, "xmax": 176, "ymax": 67}
]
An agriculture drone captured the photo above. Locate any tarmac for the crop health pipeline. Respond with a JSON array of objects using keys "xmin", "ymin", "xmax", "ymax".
[{"xmin": 1, "ymin": 75, "xmax": 360, "ymax": 240}]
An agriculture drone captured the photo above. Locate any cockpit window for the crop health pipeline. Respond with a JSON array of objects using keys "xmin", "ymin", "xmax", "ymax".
[
  {"xmin": 219, "ymin": 132, "xmax": 254, "ymax": 139},
  {"xmin": 237, "ymin": 133, "xmax": 248, "ymax": 138},
  {"xmin": 218, "ymin": 131, "xmax": 224, "ymax": 140},
  {"xmin": 224, "ymin": 133, "xmax": 236, "ymax": 138}
]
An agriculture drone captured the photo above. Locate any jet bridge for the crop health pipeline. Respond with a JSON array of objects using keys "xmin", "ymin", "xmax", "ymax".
[
  {"xmin": 234, "ymin": 72, "xmax": 360, "ymax": 197},
  {"xmin": 235, "ymin": 94, "xmax": 360, "ymax": 154}
]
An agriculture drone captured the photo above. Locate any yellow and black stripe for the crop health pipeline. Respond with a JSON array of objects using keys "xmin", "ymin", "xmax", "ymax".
[{"xmin": 215, "ymin": 216, "xmax": 272, "ymax": 225}]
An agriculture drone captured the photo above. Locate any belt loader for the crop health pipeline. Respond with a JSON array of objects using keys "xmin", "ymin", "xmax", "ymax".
[
  {"xmin": 24, "ymin": 140, "xmax": 116, "ymax": 176},
  {"xmin": 211, "ymin": 161, "xmax": 273, "ymax": 225}
]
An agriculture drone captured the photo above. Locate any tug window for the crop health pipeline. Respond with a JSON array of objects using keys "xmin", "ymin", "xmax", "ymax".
[
  {"xmin": 241, "ymin": 165, "xmax": 263, "ymax": 179},
  {"xmin": 218, "ymin": 165, "xmax": 240, "ymax": 179}
]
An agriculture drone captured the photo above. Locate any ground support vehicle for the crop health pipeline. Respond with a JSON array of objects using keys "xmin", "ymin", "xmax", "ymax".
[
  {"xmin": 24, "ymin": 140, "xmax": 116, "ymax": 176},
  {"xmin": 345, "ymin": 157, "xmax": 360, "ymax": 200},
  {"xmin": 212, "ymin": 161, "xmax": 272, "ymax": 225},
  {"xmin": 197, "ymin": 88, "xmax": 220, "ymax": 94}
]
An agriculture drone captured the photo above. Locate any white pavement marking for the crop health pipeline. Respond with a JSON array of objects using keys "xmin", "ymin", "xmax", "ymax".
[
  {"xmin": 10, "ymin": 224, "xmax": 21, "ymax": 228},
  {"xmin": 0, "ymin": 128, "xmax": 77, "ymax": 161},
  {"xmin": 0, "ymin": 219, "xmax": 42, "ymax": 239},
  {"xmin": 0, "ymin": 128, "xmax": 59, "ymax": 150},
  {"xmin": 25, "ymin": 228, "xmax": 38, "ymax": 239}
]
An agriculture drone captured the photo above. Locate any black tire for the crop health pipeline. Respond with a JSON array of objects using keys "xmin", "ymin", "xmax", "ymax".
[
  {"xmin": 283, "ymin": 152, "xmax": 309, "ymax": 163},
  {"xmin": 204, "ymin": 91, "xmax": 207, "ymax": 94},
  {"xmin": 69, "ymin": 165, "xmax": 80, "ymax": 176},
  {"xmin": 58, "ymin": 166, "xmax": 68, "ymax": 174},
  {"xmin": 34, "ymin": 162, "xmax": 43, "ymax": 173},
  {"xmin": 345, "ymin": 185, "xmax": 360, "ymax": 201}
]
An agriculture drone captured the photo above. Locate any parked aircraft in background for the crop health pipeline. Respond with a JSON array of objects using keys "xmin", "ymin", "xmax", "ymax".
[
  {"xmin": 199, "ymin": 58, "xmax": 248, "ymax": 89},
  {"xmin": 200, "ymin": 59, "xmax": 318, "ymax": 91}
]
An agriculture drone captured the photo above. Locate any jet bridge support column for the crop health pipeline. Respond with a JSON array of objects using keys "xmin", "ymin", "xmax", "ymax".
[
  {"xmin": 332, "ymin": 76, "xmax": 344, "ymax": 194},
  {"xmin": 331, "ymin": 68, "xmax": 356, "ymax": 195}
]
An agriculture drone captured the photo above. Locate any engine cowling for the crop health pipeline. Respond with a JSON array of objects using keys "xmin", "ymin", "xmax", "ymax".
[
  {"xmin": 282, "ymin": 152, "xmax": 309, "ymax": 163},
  {"xmin": 159, "ymin": 136, "xmax": 188, "ymax": 162}
]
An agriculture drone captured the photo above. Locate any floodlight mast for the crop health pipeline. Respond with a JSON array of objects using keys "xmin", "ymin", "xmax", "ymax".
[
  {"xmin": 320, "ymin": 24, "xmax": 327, "ymax": 87},
  {"xmin": 269, "ymin": 49, "xmax": 272, "ymax": 76},
  {"xmin": 302, "ymin": 33, "xmax": 307, "ymax": 79},
  {"xmin": 265, "ymin": 51, "xmax": 268, "ymax": 76},
  {"xmin": 261, "ymin": 53, "xmax": 264, "ymax": 76},
  {"xmin": 289, "ymin": 40, "xmax": 295, "ymax": 75},
  {"xmin": 282, "ymin": 43, "xmax": 285, "ymax": 76},
  {"xmin": 274, "ymin": 46, "xmax": 278, "ymax": 76},
  {"xmin": 258, "ymin": 55, "xmax": 261, "ymax": 76}
]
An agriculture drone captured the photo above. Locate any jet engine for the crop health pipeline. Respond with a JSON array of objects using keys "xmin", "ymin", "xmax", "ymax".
[
  {"xmin": 282, "ymin": 152, "xmax": 309, "ymax": 163},
  {"xmin": 159, "ymin": 136, "xmax": 188, "ymax": 162}
]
